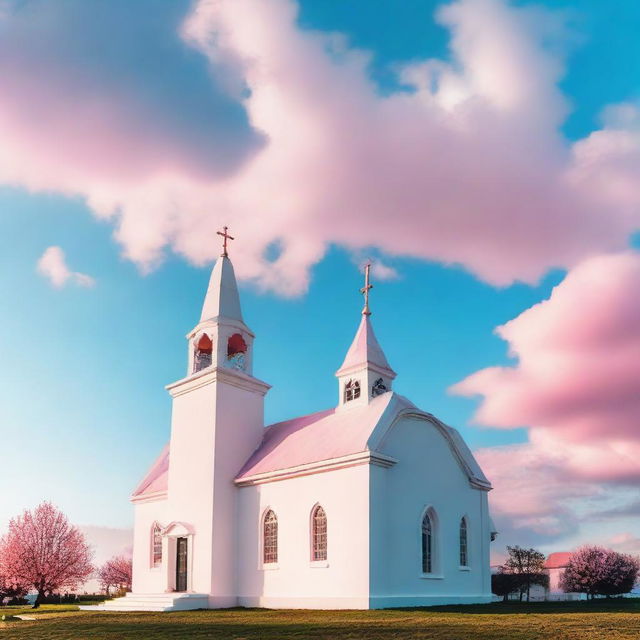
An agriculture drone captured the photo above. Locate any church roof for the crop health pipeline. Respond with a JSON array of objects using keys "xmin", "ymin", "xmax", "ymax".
[
  {"xmin": 131, "ymin": 443, "xmax": 169, "ymax": 498},
  {"xmin": 131, "ymin": 392, "xmax": 491, "ymax": 499},
  {"xmin": 200, "ymin": 255, "xmax": 243, "ymax": 323},
  {"xmin": 236, "ymin": 393, "xmax": 399, "ymax": 480},
  {"xmin": 336, "ymin": 315, "xmax": 395, "ymax": 377}
]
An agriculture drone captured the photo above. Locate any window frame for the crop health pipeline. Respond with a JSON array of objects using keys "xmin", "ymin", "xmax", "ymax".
[
  {"xmin": 419, "ymin": 506, "xmax": 441, "ymax": 578},
  {"xmin": 310, "ymin": 504, "xmax": 328, "ymax": 564},
  {"xmin": 343, "ymin": 379, "xmax": 361, "ymax": 403},
  {"xmin": 151, "ymin": 522, "xmax": 163, "ymax": 569},
  {"xmin": 193, "ymin": 332, "xmax": 213, "ymax": 373},
  {"xmin": 261, "ymin": 508, "xmax": 279, "ymax": 567},
  {"xmin": 459, "ymin": 516, "xmax": 470, "ymax": 569}
]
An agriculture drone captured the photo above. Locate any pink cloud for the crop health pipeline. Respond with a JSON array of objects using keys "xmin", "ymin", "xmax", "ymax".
[
  {"xmin": 452, "ymin": 253, "xmax": 640, "ymax": 553},
  {"xmin": 452, "ymin": 252, "xmax": 640, "ymax": 481},
  {"xmin": 474, "ymin": 443, "xmax": 593, "ymax": 537},
  {"xmin": 607, "ymin": 533, "xmax": 640, "ymax": 557},
  {"xmin": 1, "ymin": 0, "xmax": 640, "ymax": 293}
]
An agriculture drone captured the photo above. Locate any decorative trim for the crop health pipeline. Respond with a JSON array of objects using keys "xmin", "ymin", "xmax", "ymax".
[
  {"xmin": 235, "ymin": 451, "xmax": 398, "ymax": 486},
  {"xmin": 335, "ymin": 362, "xmax": 396, "ymax": 380},
  {"xmin": 373, "ymin": 408, "xmax": 493, "ymax": 492},
  {"xmin": 162, "ymin": 521, "xmax": 196, "ymax": 536},
  {"xmin": 186, "ymin": 317, "xmax": 255, "ymax": 341},
  {"xmin": 130, "ymin": 490, "xmax": 168, "ymax": 504},
  {"xmin": 166, "ymin": 366, "xmax": 270, "ymax": 397}
]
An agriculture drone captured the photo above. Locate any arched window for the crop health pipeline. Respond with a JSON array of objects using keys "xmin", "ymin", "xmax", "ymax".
[
  {"xmin": 263, "ymin": 510, "xmax": 278, "ymax": 564},
  {"xmin": 226, "ymin": 333, "xmax": 248, "ymax": 371},
  {"xmin": 193, "ymin": 334, "xmax": 213, "ymax": 372},
  {"xmin": 344, "ymin": 379, "xmax": 361, "ymax": 403},
  {"xmin": 459, "ymin": 517, "xmax": 468, "ymax": 567},
  {"xmin": 311, "ymin": 505, "xmax": 327, "ymax": 561},
  {"xmin": 421, "ymin": 510, "xmax": 434, "ymax": 574},
  {"xmin": 151, "ymin": 523, "xmax": 163, "ymax": 567}
]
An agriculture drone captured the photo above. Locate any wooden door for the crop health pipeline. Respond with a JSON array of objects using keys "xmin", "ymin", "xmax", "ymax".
[{"xmin": 176, "ymin": 537, "xmax": 188, "ymax": 592}]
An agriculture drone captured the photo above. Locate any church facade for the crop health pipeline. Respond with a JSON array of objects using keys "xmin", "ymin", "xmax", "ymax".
[{"xmin": 97, "ymin": 241, "xmax": 495, "ymax": 611}]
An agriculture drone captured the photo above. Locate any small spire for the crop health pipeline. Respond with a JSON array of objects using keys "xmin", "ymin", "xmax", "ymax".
[
  {"xmin": 200, "ymin": 252, "xmax": 243, "ymax": 323},
  {"xmin": 216, "ymin": 226, "xmax": 234, "ymax": 258},
  {"xmin": 335, "ymin": 262, "xmax": 396, "ymax": 380},
  {"xmin": 360, "ymin": 262, "xmax": 373, "ymax": 316},
  {"xmin": 336, "ymin": 314, "xmax": 395, "ymax": 378}
]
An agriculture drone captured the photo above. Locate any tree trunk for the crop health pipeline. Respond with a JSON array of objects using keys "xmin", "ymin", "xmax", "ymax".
[{"xmin": 32, "ymin": 589, "xmax": 46, "ymax": 609}]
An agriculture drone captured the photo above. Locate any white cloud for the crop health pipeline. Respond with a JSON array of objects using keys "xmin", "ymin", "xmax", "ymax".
[{"xmin": 37, "ymin": 246, "xmax": 95, "ymax": 289}]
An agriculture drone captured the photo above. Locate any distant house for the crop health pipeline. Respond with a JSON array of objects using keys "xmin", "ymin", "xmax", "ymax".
[
  {"xmin": 491, "ymin": 551, "xmax": 585, "ymax": 601},
  {"xmin": 543, "ymin": 552, "xmax": 584, "ymax": 601}
]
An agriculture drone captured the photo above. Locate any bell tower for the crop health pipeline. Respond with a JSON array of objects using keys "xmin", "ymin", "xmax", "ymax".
[
  {"xmin": 188, "ymin": 226, "xmax": 255, "ymax": 377},
  {"xmin": 165, "ymin": 228, "xmax": 270, "ymax": 606},
  {"xmin": 335, "ymin": 263, "xmax": 396, "ymax": 409}
]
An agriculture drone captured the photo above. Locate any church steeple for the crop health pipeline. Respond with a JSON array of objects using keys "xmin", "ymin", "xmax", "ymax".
[
  {"xmin": 336, "ymin": 264, "xmax": 396, "ymax": 408},
  {"xmin": 200, "ymin": 254, "xmax": 244, "ymax": 323},
  {"xmin": 164, "ymin": 228, "xmax": 269, "ymax": 602},
  {"xmin": 187, "ymin": 228, "xmax": 254, "ymax": 377}
]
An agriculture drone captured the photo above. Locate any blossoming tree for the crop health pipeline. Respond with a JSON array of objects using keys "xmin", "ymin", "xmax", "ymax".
[
  {"xmin": 0, "ymin": 502, "xmax": 94, "ymax": 608},
  {"xmin": 98, "ymin": 555, "xmax": 132, "ymax": 596},
  {"xmin": 0, "ymin": 569, "xmax": 28, "ymax": 604},
  {"xmin": 560, "ymin": 546, "xmax": 640, "ymax": 598}
]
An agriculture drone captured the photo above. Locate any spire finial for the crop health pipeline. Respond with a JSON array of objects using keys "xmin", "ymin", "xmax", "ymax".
[
  {"xmin": 216, "ymin": 226, "xmax": 234, "ymax": 258},
  {"xmin": 360, "ymin": 262, "xmax": 373, "ymax": 316}
]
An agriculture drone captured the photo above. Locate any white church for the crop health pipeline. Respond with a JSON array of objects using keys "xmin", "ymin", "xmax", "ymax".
[{"xmin": 93, "ymin": 232, "xmax": 496, "ymax": 611}]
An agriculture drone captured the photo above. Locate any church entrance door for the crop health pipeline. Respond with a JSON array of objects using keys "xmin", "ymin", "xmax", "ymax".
[{"xmin": 176, "ymin": 537, "xmax": 188, "ymax": 592}]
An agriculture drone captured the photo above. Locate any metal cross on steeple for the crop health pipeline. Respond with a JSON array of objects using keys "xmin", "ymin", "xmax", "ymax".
[
  {"xmin": 360, "ymin": 262, "xmax": 373, "ymax": 316},
  {"xmin": 216, "ymin": 226, "xmax": 234, "ymax": 257}
]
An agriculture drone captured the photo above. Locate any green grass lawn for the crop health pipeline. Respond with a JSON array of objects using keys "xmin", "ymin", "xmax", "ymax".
[{"xmin": 1, "ymin": 599, "xmax": 639, "ymax": 639}]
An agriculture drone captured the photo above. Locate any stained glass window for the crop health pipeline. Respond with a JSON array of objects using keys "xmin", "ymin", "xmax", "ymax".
[
  {"xmin": 152, "ymin": 523, "xmax": 163, "ymax": 567},
  {"xmin": 421, "ymin": 512, "xmax": 433, "ymax": 574},
  {"xmin": 459, "ymin": 517, "xmax": 468, "ymax": 567},
  {"xmin": 263, "ymin": 510, "xmax": 278, "ymax": 564},
  {"xmin": 344, "ymin": 379, "xmax": 361, "ymax": 402},
  {"xmin": 311, "ymin": 505, "xmax": 327, "ymax": 561}
]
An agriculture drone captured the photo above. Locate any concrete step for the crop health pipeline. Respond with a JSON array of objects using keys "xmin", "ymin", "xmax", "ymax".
[{"xmin": 79, "ymin": 592, "xmax": 209, "ymax": 612}]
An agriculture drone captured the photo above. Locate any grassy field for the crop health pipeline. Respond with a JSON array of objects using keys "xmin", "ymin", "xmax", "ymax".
[{"xmin": 1, "ymin": 599, "xmax": 639, "ymax": 639}]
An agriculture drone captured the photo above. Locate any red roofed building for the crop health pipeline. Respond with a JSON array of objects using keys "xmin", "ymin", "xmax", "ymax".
[
  {"xmin": 544, "ymin": 552, "xmax": 573, "ymax": 597},
  {"xmin": 537, "ymin": 551, "xmax": 586, "ymax": 601}
]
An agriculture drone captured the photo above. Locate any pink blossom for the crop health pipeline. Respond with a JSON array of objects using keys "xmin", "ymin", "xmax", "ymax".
[
  {"xmin": 560, "ymin": 546, "xmax": 640, "ymax": 597},
  {"xmin": 0, "ymin": 502, "xmax": 94, "ymax": 607}
]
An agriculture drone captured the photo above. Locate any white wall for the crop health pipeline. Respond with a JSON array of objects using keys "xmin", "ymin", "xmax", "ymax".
[
  {"xmin": 166, "ymin": 373, "xmax": 218, "ymax": 596},
  {"xmin": 371, "ymin": 415, "xmax": 492, "ymax": 607},
  {"xmin": 131, "ymin": 498, "xmax": 169, "ymax": 593},
  {"xmin": 236, "ymin": 464, "xmax": 371, "ymax": 609},
  {"xmin": 210, "ymin": 376, "xmax": 266, "ymax": 606},
  {"xmin": 166, "ymin": 368, "xmax": 267, "ymax": 606}
]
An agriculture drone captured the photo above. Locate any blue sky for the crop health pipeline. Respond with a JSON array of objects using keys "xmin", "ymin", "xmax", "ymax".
[
  {"xmin": 1, "ymin": 0, "xmax": 639, "ymax": 559},
  {"xmin": 0, "ymin": 186, "xmax": 551, "ymax": 525}
]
